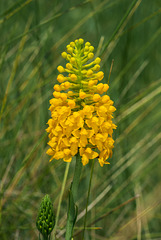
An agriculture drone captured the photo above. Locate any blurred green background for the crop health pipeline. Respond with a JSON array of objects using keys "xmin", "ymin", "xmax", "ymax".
[{"xmin": 0, "ymin": 0, "xmax": 161, "ymax": 239}]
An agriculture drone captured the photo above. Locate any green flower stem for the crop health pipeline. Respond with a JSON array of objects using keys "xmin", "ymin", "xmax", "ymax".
[
  {"xmin": 65, "ymin": 154, "xmax": 82, "ymax": 240},
  {"xmin": 70, "ymin": 154, "xmax": 82, "ymax": 200},
  {"xmin": 53, "ymin": 162, "xmax": 70, "ymax": 239},
  {"xmin": 82, "ymin": 159, "xmax": 95, "ymax": 240},
  {"xmin": 42, "ymin": 236, "xmax": 49, "ymax": 240}
]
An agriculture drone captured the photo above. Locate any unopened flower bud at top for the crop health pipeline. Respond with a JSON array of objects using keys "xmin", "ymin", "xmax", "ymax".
[
  {"xmin": 70, "ymin": 74, "xmax": 77, "ymax": 81},
  {"xmin": 70, "ymin": 41, "xmax": 75, "ymax": 47},
  {"xmin": 61, "ymin": 52, "xmax": 67, "ymax": 59},
  {"xmin": 88, "ymin": 52, "xmax": 94, "ymax": 59},
  {"xmin": 66, "ymin": 63, "xmax": 73, "ymax": 70},
  {"xmin": 79, "ymin": 38, "xmax": 84, "ymax": 44},
  {"xmin": 87, "ymin": 69, "xmax": 93, "ymax": 77},
  {"xmin": 89, "ymin": 46, "xmax": 94, "ymax": 52},
  {"xmin": 70, "ymin": 57, "xmax": 76, "ymax": 64},
  {"xmin": 57, "ymin": 65, "xmax": 65, "ymax": 73},
  {"xmin": 67, "ymin": 46, "xmax": 73, "ymax": 54},
  {"xmin": 85, "ymin": 42, "xmax": 91, "ymax": 47},
  {"xmin": 93, "ymin": 64, "xmax": 100, "ymax": 71},
  {"xmin": 84, "ymin": 46, "xmax": 89, "ymax": 52},
  {"xmin": 95, "ymin": 57, "xmax": 101, "ymax": 64}
]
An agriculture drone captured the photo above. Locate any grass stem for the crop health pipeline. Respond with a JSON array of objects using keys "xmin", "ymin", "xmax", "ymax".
[
  {"xmin": 53, "ymin": 162, "xmax": 70, "ymax": 239},
  {"xmin": 82, "ymin": 159, "xmax": 95, "ymax": 240}
]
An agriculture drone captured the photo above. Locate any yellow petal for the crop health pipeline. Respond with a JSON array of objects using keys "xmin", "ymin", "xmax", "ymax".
[
  {"xmin": 80, "ymin": 136, "xmax": 88, "ymax": 147},
  {"xmin": 63, "ymin": 156, "xmax": 72, "ymax": 162},
  {"xmin": 46, "ymin": 148, "xmax": 54, "ymax": 156},
  {"xmin": 82, "ymin": 154, "xmax": 89, "ymax": 166},
  {"xmin": 71, "ymin": 143, "xmax": 78, "ymax": 156}
]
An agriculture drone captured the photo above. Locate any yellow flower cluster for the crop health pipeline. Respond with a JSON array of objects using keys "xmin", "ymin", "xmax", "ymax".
[{"xmin": 46, "ymin": 39, "xmax": 116, "ymax": 166}]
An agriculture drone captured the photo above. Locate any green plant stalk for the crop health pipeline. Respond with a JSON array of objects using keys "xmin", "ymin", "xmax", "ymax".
[
  {"xmin": 43, "ymin": 236, "xmax": 49, "ymax": 240},
  {"xmin": 82, "ymin": 159, "xmax": 95, "ymax": 240},
  {"xmin": 39, "ymin": 234, "xmax": 51, "ymax": 240},
  {"xmin": 65, "ymin": 154, "xmax": 82, "ymax": 240},
  {"xmin": 53, "ymin": 162, "xmax": 70, "ymax": 239}
]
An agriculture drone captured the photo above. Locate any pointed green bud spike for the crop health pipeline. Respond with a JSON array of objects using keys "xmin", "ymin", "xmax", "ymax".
[{"xmin": 36, "ymin": 195, "xmax": 55, "ymax": 239}]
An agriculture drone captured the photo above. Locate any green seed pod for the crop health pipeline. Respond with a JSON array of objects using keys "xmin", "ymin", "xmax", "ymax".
[{"xmin": 36, "ymin": 195, "xmax": 55, "ymax": 239}]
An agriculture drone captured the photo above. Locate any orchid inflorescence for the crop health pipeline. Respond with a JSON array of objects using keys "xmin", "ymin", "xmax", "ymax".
[{"xmin": 46, "ymin": 38, "xmax": 116, "ymax": 166}]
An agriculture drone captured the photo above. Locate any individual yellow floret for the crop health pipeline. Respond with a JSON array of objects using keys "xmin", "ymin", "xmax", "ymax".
[
  {"xmin": 66, "ymin": 63, "xmax": 73, "ymax": 70},
  {"xmin": 57, "ymin": 66, "xmax": 65, "ymax": 73},
  {"xmin": 79, "ymin": 38, "xmax": 84, "ymax": 44},
  {"xmin": 61, "ymin": 52, "xmax": 67, "ymax": 59},
  {"xmin": 94, "ymin": 80, "xmax": 98, "ymax": 84},
  {"xmin": 67, "ymin": 54, "xmax": 71, "ymax": 59},
  {"xmin": 95, "ymin": 57, "xmax": 101, "ymax": 64},
  {"xmin": 109, "ymin": 106, "xmax": 116, "ymax": 112},
  {"xmin": 97, "ymin": 83, "xmax": 104, "ymax": 92},
  {"xmin": 83, "ymin": 105, "xmax": 92, "ymax": 114},
  {"xmin": 57, "ymin": 74, "xmax": 65, "ymax": 83},
  {"xmin": 70, "ymin": 57, "xmax": 76, "ymax": 64},
  {"xmin": 68, "ymin": 91, "xmax": 74, "ymax": 97},
  {"xmin": 97, "ymin": 71, "xmax": 104, "ymax": 80},
  {"xmin": 88, "ymin": 80, "xmax": 95, "ymax": 87},
  {"xmin": 53, "ymin": 91, "xmax": 61, "ymax": 98},
  {"xmin": 93, "ymin": 94, "xmax": 101, "ymax": 102},
  {"xmin": 70, "ymin": 41, "xmax": 75, "ymax": 47},
  {"xmin": 79, "ymin": 91, "xmax": 86, "ymax": 99},
  {"xmin": 70, "ymin": 74, "xmax": 77, "ymax": 81},
  {"xmin": 103, "ymin": 84, "xmax": 109, "ymax": 92},
  {"xmin": 84, "ymin": 46, "xmax": 89, "ymax": 52},
  {"xmin": 85, "ymin": 42, "xmax": 91, "ymax": 47},
  {"xmin": 93, "ymin": 64, "xmax": 100, "ymax": 71},
  {"xmin": 54, "ymin": 84, "xmax": 61, "ymax": 92},
  {"xmin": 64, "ymin": 81, "xmax": 71, "ymax": 89},
  {"xmin": 49, "ymin": 98, "xmax": 62, "ymax": 107},
  {"xmin": 88, "ymin": 53, "xmax": 94, "ymax": 59},
  {"xmin": 68, "ymin": 100, "xmax": 75, "ymax": 108},
  {"xmin": 81, "ymin": 70, "xmax": 87, "ymax": 75},
  {"xmin": 63, "ymin": 148, "xmax": 71, "ymax": 155},
  {"xmin": 102, "ymin": 95, "xmax": 110, "ymax": 103},
  {"xmin": 89, "ymin": 46, "xmax": 94, "ymax": 52},
  {"xmin": 60, "ymin": 93, "xmax": 67, "ymax": 101},
  {"xmin": 87, "ymin": 69, "xmax": 93, "ymax": 76},
  {"xmin": 67, "ymin": 47, "xmax": 73, "ymax": 54}
]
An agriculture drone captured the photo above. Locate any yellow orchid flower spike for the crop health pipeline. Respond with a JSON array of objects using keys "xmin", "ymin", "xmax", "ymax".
[{"xmin": 46, "ymin": 38, "xmax": 117, "ymax": 167}]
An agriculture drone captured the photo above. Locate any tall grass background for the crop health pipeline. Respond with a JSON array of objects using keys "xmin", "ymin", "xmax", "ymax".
[{"xmin": 0, "ymin": 0, "xmax": 161, "ymax": 239}]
